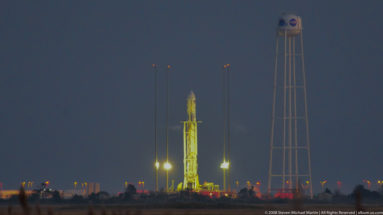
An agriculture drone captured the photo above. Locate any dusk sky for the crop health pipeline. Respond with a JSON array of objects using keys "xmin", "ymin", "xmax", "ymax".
[{"xmin": 0, "ymin": 1, "xmax": 382, "ymax": 194}]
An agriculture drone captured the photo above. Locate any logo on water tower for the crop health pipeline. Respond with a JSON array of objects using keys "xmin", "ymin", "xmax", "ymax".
[
  {"xmin": 279, "ymin": 19, "xmax": 287, "ymax": 26},
  {"xmin": 289, "ymin": 18, "xmax": 297, "ymax": 26}
]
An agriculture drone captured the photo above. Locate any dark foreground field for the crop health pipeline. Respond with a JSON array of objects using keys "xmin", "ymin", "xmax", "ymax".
[{"xmin": 2, "ymin": 204, "xmax": 383, "ymax": 215}]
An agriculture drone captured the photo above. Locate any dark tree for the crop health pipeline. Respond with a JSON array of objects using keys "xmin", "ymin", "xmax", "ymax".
[
  {"xmin": 325, "ymin": 188, "xmax": 332, "ymax": 194},
  {"xmin": 350, "ymin": 184, "xmax": 381, "ymax": 200},
  {"xmin": 122, "ymin": 184, "xmax": 137, "ymax": 200},
  {"xmin": 238, "ymin": 187, "xmax": 249, "ymax": 199},
  {"xmin": 51, "ymin": 190, "xmax": 61, "ymax": 202},
  {"xmin": 238, "ymin": 187, "xmax": 255, "ymax": 199},
  {"xmin": 126, "ymin": 184, "xmax": 137, "ymax": 195}
]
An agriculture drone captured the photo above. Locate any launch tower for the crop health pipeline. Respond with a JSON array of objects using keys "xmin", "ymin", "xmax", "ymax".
[{"xmin": 183, "ymin": 91, "xmax": 201, "ymax": 190}]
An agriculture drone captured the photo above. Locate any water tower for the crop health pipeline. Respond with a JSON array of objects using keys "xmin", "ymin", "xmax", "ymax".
[{"xmin": 267, "ymin": 14, "xmax": 313, "ymax": 198}]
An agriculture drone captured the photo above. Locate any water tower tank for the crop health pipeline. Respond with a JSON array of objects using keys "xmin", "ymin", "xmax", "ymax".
[{"xmin": 278, "ymin": 14, "xmax": 302, "ymax": 36}]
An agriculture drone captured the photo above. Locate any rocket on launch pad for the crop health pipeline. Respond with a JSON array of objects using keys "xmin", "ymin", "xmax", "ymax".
[{"xmin": 182, "ymin": 91, "xmax": 201, "ymax": 190}]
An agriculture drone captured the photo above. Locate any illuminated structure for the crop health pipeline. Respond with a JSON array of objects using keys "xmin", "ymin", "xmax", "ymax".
[
  {"xmin": 87, "ymin": 182, "xmax": 100, "ymax": 195},
  {"xmin": 183, "ymin": 91, "xmax": 201, "ymax": 190},
  {"xmin": 267, "ymin": 14, "xmax": 313, "ymax": 198}
]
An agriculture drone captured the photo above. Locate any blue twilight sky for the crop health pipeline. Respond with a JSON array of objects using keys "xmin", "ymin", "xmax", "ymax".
[{"xmin": 0, "ymin": 1, "xmax": 382, "ymax": 194}]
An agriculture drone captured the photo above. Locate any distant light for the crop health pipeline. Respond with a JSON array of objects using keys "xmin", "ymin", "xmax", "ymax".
[
  {"xmin": 155, "ymin": 161, "xmax": 160, "ymax": 169},
  {"xmin": 220, "ymin": 161, "xmax": 229, "ymax": 169},
  {"xmin": 164, "ymin": 162, "xmax": 172, "ymax": 170}
]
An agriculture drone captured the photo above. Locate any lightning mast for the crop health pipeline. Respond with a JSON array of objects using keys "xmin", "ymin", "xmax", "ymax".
[
  {"xmin": 164, "ymin": 65, "xmax": 172, "ymax": 192},
  {"xmin": 221, "ymin": 64, "xmax": 231, "ymax": 192},
  {"xmin": 153, "ymin": 64, "xmax": 159, "ymax": 192}
]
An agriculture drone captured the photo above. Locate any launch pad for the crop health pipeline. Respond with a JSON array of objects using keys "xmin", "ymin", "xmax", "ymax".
[{"xmin": 152, "ymin": 14, "xmax": 314, "ymax": 198}]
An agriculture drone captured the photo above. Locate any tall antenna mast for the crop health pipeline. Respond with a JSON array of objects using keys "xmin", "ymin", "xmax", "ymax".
[
  {"xmin": 153, "ymin": 64, "xmax": 159, "ymax": 192},
  {"xmin": 226, "ymin": 64, "xmax": 231, "ymax": 193},
  {"xmin": 164, "ymin": 65, "xmax": 173, "ymax": 192},
  {"xmin": 222, "ymin": 65, "xmax": 227, "ymax": 192},
  {"xmin": 220, "ymin": 64, "xmax": 231, "ymax": 192}
]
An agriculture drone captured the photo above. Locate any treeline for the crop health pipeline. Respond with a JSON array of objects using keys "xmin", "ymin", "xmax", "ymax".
[{"xmin": 0, "ymin": 184, "xmax": 382, "ymax": 205}]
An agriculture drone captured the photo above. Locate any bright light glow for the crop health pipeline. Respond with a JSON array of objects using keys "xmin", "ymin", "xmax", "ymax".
[
  {"xmin": 164, "ymin": 162, "xmax": 172, "ymax": 170},
  {"xmin": 155, "ymin": 161, "xmax": 160, "ymax": 169},
  {"xmin": 306, "ymin": 180, "xmax": 310, "ymax": 184},
  {"xmin": 220, "ymin": 161, "xmax": 229, "ymax": 169}
]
